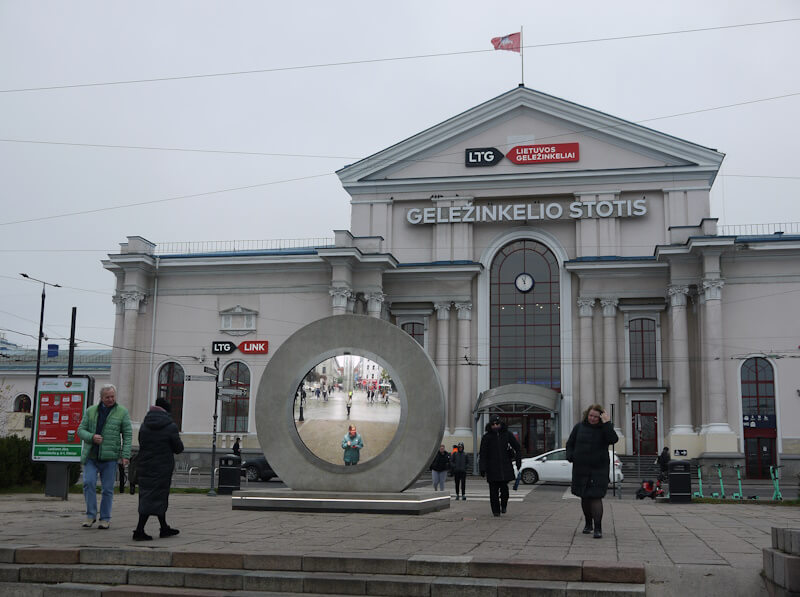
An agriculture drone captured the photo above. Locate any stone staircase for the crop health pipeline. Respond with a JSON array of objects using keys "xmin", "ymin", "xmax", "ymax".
[{"xmin": 0, "ymin": 547, "xmax": 646, "ymax": 596}]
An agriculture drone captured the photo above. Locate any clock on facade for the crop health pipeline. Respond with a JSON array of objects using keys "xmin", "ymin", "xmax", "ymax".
[{"xmin": 515, "ymin": 272, "xmax": 534, "ymax": 293}]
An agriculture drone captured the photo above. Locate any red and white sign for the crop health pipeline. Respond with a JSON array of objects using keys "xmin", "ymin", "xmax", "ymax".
[
  {"xmin": 506, "ymin": 143, "xmax": 579, "ymax": 165},
  {"xmin": 238, "ymin": 340, "xmax": 269, "ymax": 354}
]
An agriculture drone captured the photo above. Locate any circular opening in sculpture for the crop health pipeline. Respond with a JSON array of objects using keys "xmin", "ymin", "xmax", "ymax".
[{"xmin": 292, "ymin": 354, "xmax": 401, "ymax": 466}]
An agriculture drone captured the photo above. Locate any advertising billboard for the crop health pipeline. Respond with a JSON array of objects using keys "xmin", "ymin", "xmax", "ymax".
[{"xmin": 31, "ymin": 375, "xmax": 94, "ymax": 462}]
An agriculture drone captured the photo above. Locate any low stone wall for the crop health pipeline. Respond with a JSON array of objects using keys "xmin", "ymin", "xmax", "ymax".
[{"xmin": 763, "ymin": 527, "xmax": 800, "ymax": 595}]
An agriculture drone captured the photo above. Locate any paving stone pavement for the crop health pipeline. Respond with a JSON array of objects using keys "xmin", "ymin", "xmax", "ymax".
[{"xmin": 0, "ymin": 485, "xmax": 798, "ymax": 595}]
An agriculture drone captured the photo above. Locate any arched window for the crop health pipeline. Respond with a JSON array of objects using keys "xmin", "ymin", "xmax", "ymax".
[
  {"xmin": 741, "ymin": 357, "xmax": 776, "ymax": 478},
  {"xmin": 490, "ymin": 239, "xmax": 560, "ymax": 390},
  {"xmin": 157, "ymin": 362, "xmax": 185, "ymax": 430},
  {"xmin": 14, "ymin": 394, "xmax": 31, "ymax": 413},
  {"xmin": 629, "ymin": 318, "xmax": 657, "ymax": 379},
  {"xmin": 221, "ymin": 362, "xmax": 250, "ymax": 433},
  {"xmin": 401, "ymin": 322, "xmax": 424, "ymax": 346}
]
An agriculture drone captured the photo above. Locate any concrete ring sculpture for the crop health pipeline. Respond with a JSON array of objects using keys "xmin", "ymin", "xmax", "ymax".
[{"xmin": 255, "ymin": 314, "xmax": 446, "ymax": 492}]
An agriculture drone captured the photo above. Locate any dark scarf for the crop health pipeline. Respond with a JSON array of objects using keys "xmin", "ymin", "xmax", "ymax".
[{"xmin": 91, "ymin": 402, "xmax": 115, "ymax": 460}]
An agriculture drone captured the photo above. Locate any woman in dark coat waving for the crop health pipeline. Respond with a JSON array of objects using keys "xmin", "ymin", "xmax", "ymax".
[
  {"xmin": 132, "ymin": 398, "xmax": 184, "ymax": 541},
  {"xmin": 566, "ymin": 403, "xmax": 618, "ymax": 539}
]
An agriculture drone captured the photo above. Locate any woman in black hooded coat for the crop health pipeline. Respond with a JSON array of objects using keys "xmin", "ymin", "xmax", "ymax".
[
  {"xmin": 132, "ymin": 398, "xmax": 184, "ymax": 541},
  {"xmin": 565, "ymin": 403, "xmax": 618, "ymax": 539},
  {"xmin": 479, "ymin": 416, "xmax": 521, "ymax": 516}
]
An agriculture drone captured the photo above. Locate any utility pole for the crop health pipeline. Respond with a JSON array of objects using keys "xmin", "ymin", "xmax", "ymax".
[{"xmin": 208, "ymin": 357, "xmax": 220, "ymax": 496}]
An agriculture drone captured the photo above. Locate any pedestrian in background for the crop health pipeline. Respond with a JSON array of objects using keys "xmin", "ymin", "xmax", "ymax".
[
  {"xmin": 342, "ymin": 424, "xmax": 363, "ymax": 465},
  {"xmin": 77, "ymin": 384, "xmax": 132, "ymax": 529},
  {"xmin": 566, "ymin": 403, "xmax": 618, "ymax": 539},
  {"xmin": 133, "ymin": 398, "xmax": 184, "ymax": 541},
  {"xmin": 346, "ymin": 395, "xmax": 352, "ymax": 418},
  {"xmin": 656, "ymin": 446, "xmax": 670, "ymax": 481},
  {"xmin": 429, "ymin": 444, "xmax": 451, "ymax": 491},
  {"xmin": 232, "ymin": 436, "xmax": 241, "ymax": 457},
  {"xmin": 451, "ymin": 442, "xmax": 468, "ymax": 500},
  {"xmin": 479, "ymin": 416, "xmax": 521, "ymax": 516}
]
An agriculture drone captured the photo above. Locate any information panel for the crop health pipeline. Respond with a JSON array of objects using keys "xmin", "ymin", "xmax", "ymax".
[{"xmin": 31, "ymin": 376, "xmax": 94, "ymax": 462}]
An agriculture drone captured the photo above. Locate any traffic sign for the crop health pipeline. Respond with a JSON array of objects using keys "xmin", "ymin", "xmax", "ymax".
[
  {"xmin": 204, "ymin": 366, "xmax": 219, "ymax": 375},
  {"xmin": 219, "ymin": 388, "xmax": 246, "ymax": 396},
  {"xmin": 185, "ymin": 375, "xmax": 217, "ymax": 382}
]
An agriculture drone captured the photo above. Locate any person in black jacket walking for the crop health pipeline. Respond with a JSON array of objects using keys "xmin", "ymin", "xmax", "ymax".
[
  {"xmin": 479, "ymin": 416, "xmax": 521, "ymax": 516},
  {"xmin": 451, "ymin": 442, "xmax": 468, "ymax": 500},
  {"xmin": 132, "ymin": 398, "xmax": 184, "ymax": 541},
  {"xmin": 565, "ymin": 403, "xmax": 618, "ymax": 539},
  {"xmin": 429, "ymin": 444, "xmax": 451, "ymax": 491}
]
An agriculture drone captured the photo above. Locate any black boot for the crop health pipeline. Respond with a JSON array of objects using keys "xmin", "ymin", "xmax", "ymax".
[
  {"xmin": 160, "ymin": 526, "xmax": 180, "ymax": 538},
  {"xmin": 593, "ymin": 522, "xmax": 602, "ymax": 539},
  {"xmin": 132, "ymin": 529, "xmax": 152, "ymax": 541},
  {"xmin": 582, "ymin": 517, "xmax": 593, "ymax": 534}
]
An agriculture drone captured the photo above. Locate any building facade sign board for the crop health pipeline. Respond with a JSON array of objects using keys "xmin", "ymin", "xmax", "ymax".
[
  {"xmin": 407, "ymin": 198, "xmax": 647, "ymax": 225},
  {"xmin": 506, "ymin": 142, "xmax": 579, "ymax": 164}
]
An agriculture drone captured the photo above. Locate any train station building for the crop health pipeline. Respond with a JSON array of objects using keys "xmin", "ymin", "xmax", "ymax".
[{"xmin": 101, "ymin": 86, "xmax": 800, "ymax": 478}]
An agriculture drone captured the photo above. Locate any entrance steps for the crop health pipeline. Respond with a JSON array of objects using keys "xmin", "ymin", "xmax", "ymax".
[{"xmin": 0, "ymin": 547, "xmax": 646, "ymax": 596}]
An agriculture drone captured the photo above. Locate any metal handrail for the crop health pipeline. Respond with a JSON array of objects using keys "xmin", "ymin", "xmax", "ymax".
[
  {"xmin": 718, "ymin": 222, "xmax": 800, "ymax": 236},
  {"xmin": 155, "ymin": 238, "xmax": 335, "ymax": 255}
]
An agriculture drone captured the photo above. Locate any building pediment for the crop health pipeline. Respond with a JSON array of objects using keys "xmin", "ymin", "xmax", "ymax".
[{"xmin": 337, "ymin": 86, "xmax": 724, "ymax": 193}]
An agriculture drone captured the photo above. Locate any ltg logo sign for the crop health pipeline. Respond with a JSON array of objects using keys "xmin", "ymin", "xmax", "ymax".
[{"xmin": 212, "ymin": 340, "xmax": 269, "ymax": 355}]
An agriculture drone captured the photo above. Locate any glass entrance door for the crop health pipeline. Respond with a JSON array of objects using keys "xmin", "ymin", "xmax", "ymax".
[
  {"xmin": 495, "ymin": 413, "xmax": 556, "ymax": 458},
  {"xmin": 745, "ymin": 435, "xmax": 776, "ymax": 479},
  {"xmin": 631, "ymin": 400, "xmax": 658, "ymax": 455}
]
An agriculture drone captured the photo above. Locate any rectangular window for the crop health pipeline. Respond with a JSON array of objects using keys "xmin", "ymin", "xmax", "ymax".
[{"xmin": 629, "ymin": 318, "xmax": 657, "ymax": 379}]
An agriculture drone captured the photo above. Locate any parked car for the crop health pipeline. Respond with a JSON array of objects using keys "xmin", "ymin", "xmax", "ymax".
[
  {"xmin": 515, "ymin": 448, "xmax": 623, "ymax": 485},
  {"xmin": 241, "ymin": 454, "xmax": 276, "ymax": 481}
]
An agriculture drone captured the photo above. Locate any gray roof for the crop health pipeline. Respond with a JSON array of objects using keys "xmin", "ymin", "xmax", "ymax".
[{"xmin": 0, "ymin": 349, "xmax": 111, "ymax": 372}]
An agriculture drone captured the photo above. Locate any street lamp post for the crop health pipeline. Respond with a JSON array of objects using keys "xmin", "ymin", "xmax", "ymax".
[{"xmin": 20, "ymin": 273, "xmax": 61, "ymax": 443}]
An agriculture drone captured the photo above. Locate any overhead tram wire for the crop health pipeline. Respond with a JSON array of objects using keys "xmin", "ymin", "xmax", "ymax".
[
  {"xmin": 0, "ymin": 17, "xmax": 797, "ymax": 94},
  {"xmin": 2, "ymin": 90, "xmax": 799, "ymax": 173}
]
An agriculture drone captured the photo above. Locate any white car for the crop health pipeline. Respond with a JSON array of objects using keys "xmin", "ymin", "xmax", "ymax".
[{"xmin": 516, "ymin": 448, "xmax": 623, "ymax": 485}]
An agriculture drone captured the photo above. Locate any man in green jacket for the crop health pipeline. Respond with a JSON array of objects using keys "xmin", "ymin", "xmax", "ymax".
[{"xmin": 77, "ymin": 384, "xmax": 132, "ymax": 529}]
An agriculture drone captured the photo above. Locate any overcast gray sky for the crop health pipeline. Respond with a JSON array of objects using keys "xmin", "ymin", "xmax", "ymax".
[{"xmin": 1, "ymin": 0, "xmax": 798, "ymax": 351}]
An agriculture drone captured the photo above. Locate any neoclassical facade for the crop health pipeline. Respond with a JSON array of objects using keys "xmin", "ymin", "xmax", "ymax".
[{"xmin": 102, "ymin": 87, "xmax": 799, "ymax": 478}]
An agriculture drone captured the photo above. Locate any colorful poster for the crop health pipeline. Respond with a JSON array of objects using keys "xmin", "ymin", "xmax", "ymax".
[{"xmin": 31, "ymin": 376, "xmax": 92, "ymax": 462}]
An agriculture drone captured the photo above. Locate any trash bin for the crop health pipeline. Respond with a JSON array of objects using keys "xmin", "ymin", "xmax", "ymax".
[
  {"xmin": 668, "ymin": 460, "xmax": 692, "ymax": 503},
  {"xmin": 218, "ymin": 455, "xmax": 241, "ymax": 495}
]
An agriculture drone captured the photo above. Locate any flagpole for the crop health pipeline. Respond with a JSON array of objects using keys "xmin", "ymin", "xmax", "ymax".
[{"xmin": 520, "ymin": 25, "xmax": 524, "ymax": 86}]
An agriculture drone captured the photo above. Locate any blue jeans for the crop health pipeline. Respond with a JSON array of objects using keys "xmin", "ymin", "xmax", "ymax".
[
  {"xmin": 83, "ymin": 459, "xmax": 117, "ymax": 522},
  {"xmin": 432, "ymin": 470, "xmax": 447, "ymax": 491}
]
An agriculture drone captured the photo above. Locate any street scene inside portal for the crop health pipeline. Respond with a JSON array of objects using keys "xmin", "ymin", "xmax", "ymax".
[{"xmin": 293, "ymin": 355, "xmax": 400, "ymax": 466}]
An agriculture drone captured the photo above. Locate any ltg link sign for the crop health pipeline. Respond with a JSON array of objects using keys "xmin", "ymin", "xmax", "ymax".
[{"xmin": 212, "ymin": 340, "xmax": 269, "ymax": 355}]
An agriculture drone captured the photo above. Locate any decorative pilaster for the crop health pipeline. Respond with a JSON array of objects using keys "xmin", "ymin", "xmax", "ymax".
[
  {"xmin": 117, "ymin": 291, "xmax": 146, "ymax": 412},
  {"xmin": 701, "ymin": 278, "xmax": 732, "ymax": 434},
  {"xmin": 600, "ymin": 298, "xmax": 621, "ymax": 434},
  {"xmin": 667, "ymin": 285, "xmax": 693, "ymax": 435},
  {"xmin": 329, "ymin": 287, "xmax": 352, "ymax": 316},
  {"xmin": 434, "ymin": 302, "xmax": 451, "ymax": 431},
  {"xmin": 365, "ymin": 292, "xmax": 386, "ymax": 318},
  {"xmin": 454, "ymin": 302, "xmax": 473, "ymax": 435},
  {"xmin": 577, "ymin": 297, "xmax": 596, "ymax": 417}
]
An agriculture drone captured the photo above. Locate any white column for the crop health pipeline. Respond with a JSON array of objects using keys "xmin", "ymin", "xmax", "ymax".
[
  {"xmin": 601, "ymin": 298, "xmax": 621, "ymax": 435},
  {"xmin": 365, "ymin": 292, "xmax": 385, "ymax": 318},
  {"xmin": 454, "ymin": 302, "xmax": 473, "ymax": 436},
  {"xmin": 702, "ymin": 278, "xmax": 733, "ymax": 433},
  {"xmin": 577, "ymin": 297, "xmax": 596, "ymax": 417},
  {"xmin": 111, "ymin": 295, "xmax": 125, "ymax": 389},
  {"xmin": 117, "ymin": 291, "xmax": 145, "ymax": 413},
  {"xmin": 434, "ymin": 302, "xmax": 451, "ymax": 431},
  {"xmin": 668, "ymin": 285, "xmax": 693, "ymax": 434},
  {"xmin": 329, "ymin": 287, "xmax": 352, "ymax": 316}
]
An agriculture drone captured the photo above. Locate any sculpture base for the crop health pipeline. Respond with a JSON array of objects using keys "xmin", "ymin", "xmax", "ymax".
[{"xmin": 231, "ymin": 489, "xmax": 450, "ymax": 515}]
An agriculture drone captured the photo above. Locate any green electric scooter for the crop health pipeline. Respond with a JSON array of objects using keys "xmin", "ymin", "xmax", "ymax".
[
  {"xmin": 692, "ymin": 466, "xmax": 704, "ymax": 498},
  {"xmin": 770, "ymin": 465, "xmax": 783, "ymax": 501},
  {"xmin": 710, "ymin": 463, "xmax": 725, "ymax": 499},
  {"xmin": 730, "ymin": 464, "xmax": 744, "ymax": 500}
]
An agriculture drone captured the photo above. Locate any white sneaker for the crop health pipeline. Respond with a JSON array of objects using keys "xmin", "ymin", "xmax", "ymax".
[
  {"xmin": 97, "ymin": 520, "xmax": 110, "ymax": 529},
  {"xmin": 82, "ymin": 518, "xmax": 95, "ymax": 528}
]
